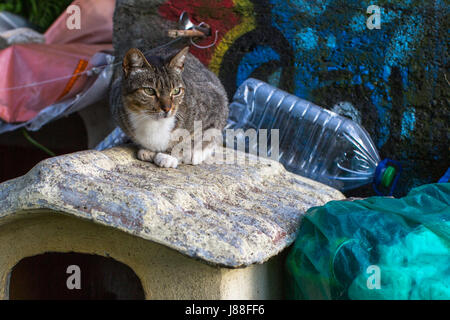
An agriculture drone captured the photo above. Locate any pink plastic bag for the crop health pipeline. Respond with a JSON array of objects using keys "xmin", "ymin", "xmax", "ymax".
[
  {"xmin": 0, "ymin": 0, "xmax": 114, "ymax": 123},
  {"xmin": 0, "ymin": 43, "xmax": 111, "ymax": 123},
  {"xmin": 45, "ymin": 0, "xmax": 114, "ymax": 45}
]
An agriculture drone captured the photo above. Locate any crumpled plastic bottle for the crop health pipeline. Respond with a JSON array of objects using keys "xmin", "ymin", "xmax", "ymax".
[{"xmin": 227, "ymin": 78, "xmax": 401, "ymax": 195}]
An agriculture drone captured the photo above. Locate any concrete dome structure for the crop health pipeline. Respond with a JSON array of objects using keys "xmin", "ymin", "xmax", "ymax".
[{"xmin": 0, "ymin": 146, "xmax": 343, "ymax": 299}]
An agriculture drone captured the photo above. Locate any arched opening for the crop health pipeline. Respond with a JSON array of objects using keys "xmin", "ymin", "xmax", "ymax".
[{"xmin": 8, "ymin": 252, "xmax": 145, "ymax": 300}]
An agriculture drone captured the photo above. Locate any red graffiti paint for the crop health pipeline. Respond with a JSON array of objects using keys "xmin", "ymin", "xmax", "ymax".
[{"xmin": 159, "ymin": 0, "xmax": 241, "ymax": 65}]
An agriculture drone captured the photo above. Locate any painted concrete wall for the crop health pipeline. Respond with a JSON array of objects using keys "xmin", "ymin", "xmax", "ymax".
[
  {"xmin": 0, "ymin": 211, "xmax": 284, "ymax": 299},
  {"xmin": 158, "ymin": 0, "xmax": 449, "ymax": 196}
]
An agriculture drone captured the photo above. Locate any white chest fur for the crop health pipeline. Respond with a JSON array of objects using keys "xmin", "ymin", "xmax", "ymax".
[{"xmin": 130, "ymin": 114, "xmax": 176, "ymax": 152}]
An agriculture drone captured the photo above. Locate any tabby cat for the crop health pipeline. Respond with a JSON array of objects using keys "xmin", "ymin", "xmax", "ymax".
[{"xmin": 110, "ymin": 45, "xmax": 228, "ymax": 168}]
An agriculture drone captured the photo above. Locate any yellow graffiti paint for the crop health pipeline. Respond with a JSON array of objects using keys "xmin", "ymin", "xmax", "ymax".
[{"xmin": 208, "ymin": 0, "xmax": 256, "ymax": 74}]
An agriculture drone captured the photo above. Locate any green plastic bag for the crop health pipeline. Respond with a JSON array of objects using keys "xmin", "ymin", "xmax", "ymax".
[{"xmin": 286, "ymin": 183, "xmax": 450, "ymax": 300}]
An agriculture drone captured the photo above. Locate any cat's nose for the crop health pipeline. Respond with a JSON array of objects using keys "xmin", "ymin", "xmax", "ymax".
[{"xmin": 161, "ymin": 105, "xmax": 171, "ymax": 113}]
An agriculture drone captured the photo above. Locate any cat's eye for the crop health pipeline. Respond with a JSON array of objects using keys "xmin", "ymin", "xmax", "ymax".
[
  {"xmin": 171, "ymin": 87, "xmax": 182, "ymax": 96},
  {"xmin": 143, "ymin": 88, "xmax": 156, "ymax": 96}
]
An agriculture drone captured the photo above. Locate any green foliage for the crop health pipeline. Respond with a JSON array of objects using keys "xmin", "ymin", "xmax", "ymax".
[
  {"xmin": 0, "ymin": 0, "xmax": 74, "ymax": 31},
  {"xmin": 0, "ymin": 0, "xmax": 23, "ymax": 14}
]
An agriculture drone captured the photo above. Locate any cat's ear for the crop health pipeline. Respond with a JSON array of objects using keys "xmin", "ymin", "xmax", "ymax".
[
  {"xmin": 168, "ymin": 47, "xmax": 189, "ymax": 74},
  {"xmin": 123, "ymin": 48, "xmax": 151, "ymax": 77}
]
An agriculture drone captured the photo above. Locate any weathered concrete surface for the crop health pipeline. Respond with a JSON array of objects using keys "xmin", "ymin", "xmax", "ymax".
[
  {"xmin": 0, "ymin": 146, "xmax": 344, "ymax": 267},
  {"xmin": 0, "ymin": 212, "xmax": 285, "ymax": 299}
]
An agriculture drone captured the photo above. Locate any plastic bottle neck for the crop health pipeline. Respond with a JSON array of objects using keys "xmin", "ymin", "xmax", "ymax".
[{"xmin": 373, "ymin": 159, "xmax": 402, "ymax": 196}]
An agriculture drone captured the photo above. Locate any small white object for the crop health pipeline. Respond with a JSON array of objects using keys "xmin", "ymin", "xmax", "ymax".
[{"xmin": 0, "ymin": 27, "xmax": 45, "ymax": 46}]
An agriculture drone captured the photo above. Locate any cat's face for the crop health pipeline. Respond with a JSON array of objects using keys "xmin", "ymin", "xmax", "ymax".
[{"xmin": 121, "ymin": 47, "xmax": 188, "ymax": 120}]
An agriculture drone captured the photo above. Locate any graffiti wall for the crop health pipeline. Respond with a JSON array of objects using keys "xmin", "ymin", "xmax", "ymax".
[{"xmin": 117, "ymin": 0, "xmax": 449, "ymax": 196}]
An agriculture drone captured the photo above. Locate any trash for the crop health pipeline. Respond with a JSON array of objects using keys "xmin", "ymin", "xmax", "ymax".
[
  {"xmin": 0, "ymin": 52, "xmax": 114, "ymax": 134},
  {"xmin": 285, "ymin": 182, "xmax": 450, "ymax": 300},
  {"xmin": 0, "ymin": 11, "xmax": 36, "ymax": 32},
  {"xmin": 44, "ymin": 0, "xmax": 114, "ymax": 45},
  {"xmin": 95, "ymin": 126, "xmax": 130, "ymax": 151},
  {"xmin": 0, "ymin": 27, "xmax": 45, "ymax": 46},
  {"xmin": 0, "ymin": 43, "xmax": 112, "ymax": 123},
  {"xmin": 0, "ymin": 11, "xmax": 39, "ymax": 49},
  {"xmin": 0, "ymin": 0, "xmax": 114, "ymax": 133},
  {"xmin": 227, "ymin": 78, "xmax": 401, "ymax": 195},
  {"xmin": 439, "ymin": 168, "xmax": 450, "ymax": 183}
]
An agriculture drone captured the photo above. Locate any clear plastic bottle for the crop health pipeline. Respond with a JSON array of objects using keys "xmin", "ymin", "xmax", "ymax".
[{"xmin": 226, "ymin": 78, "xmax": 400, "ymax": 194}]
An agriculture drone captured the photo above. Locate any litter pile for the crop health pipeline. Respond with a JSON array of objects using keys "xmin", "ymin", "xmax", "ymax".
[
  {"xmin": 286, "ymin": 182, "xmax": 450, "ymax": 300},
  {"xmin": 1, "ymin": 1, "xmax": 448, "ymax": 302},
  {"xmin": 0, "ymin": 0, "xmax": 115, "ymax": 134}
]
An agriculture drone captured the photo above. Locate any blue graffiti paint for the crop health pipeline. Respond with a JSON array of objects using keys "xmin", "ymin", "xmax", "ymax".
[
  {"xmin": 352, "ymin": 74, "xmax": 362, "ymax": 85},
  {"xmin": 295, "ymin": 27, "xmax": 319, "ymax": 50},
  {"xmin": 381, "ymin": 6, "xmax": 402, "ymax": 24},
  {"xmin": 289, "ymin": 0, "xmax": 331, "ymax": 17},
  {"xmin": 350, "ymin": 14, "xmax": 367, "ymax": 33},
  {"xmin": 269, "ymin": 0, "xmax": 314, "ymax": 97},
  {"xmin": 400, "ymin": 108, "xmax": 416, "ymax": 139},
  {"xmin": 236, "ymin": 45, "xmax": 280, "ymax": 88},
  {"xmin": 401, "ymin": 68, "xmax": 409, "ymax": 89},
  {"xmin": 383, "ymin": 65, "xmax": 391, "ymax": 82},
  {"xmin": 371, "ymin": 88, "xmax": 390, "ymax": 147},
  {"xmin": 385, "ymin": 16, "xmax": 424, "ymax": 67},
  {"xmin": 365, "ymin": 82, "xmax": 375, "ymax": 90},
  {"xmin": 267, "ymin": 68, "xmax": 282, "ymax": 87},
  {"xmin": 326, "ymin": 35, "xmax": 336, "ymax": 49},
  {"xmin": 265, "ymin": 0, "xmax": 441, "ymax": 150}
]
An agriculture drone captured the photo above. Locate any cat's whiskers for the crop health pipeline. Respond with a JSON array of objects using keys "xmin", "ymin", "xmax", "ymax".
[{"xmin": 176, "ymin": 113, "xmax": 185, "ymax": 121}]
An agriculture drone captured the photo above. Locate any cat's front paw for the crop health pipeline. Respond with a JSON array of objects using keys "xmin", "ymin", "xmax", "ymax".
[{"xmin": 154, "ymin": 153, "xmax": 179, "ymax": 168}]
